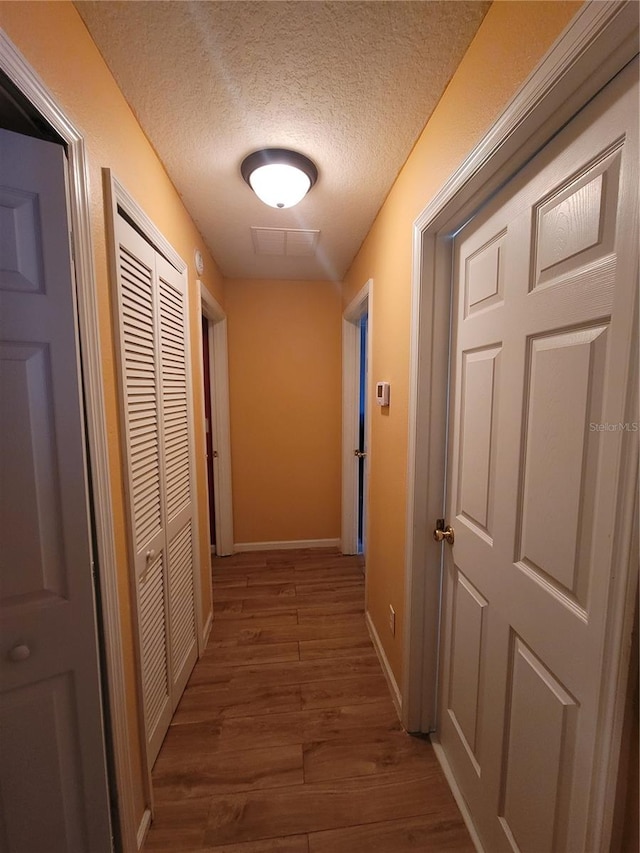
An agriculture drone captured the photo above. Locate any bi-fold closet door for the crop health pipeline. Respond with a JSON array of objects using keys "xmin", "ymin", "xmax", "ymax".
[{"xmin": 114, "ymin": 214, "xmax": 198, "ymax": 768}]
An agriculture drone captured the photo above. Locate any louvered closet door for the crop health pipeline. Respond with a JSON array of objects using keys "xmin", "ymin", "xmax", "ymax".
[
  {"xmin": 115, "ymin": 215, "xmax": 199, "ymax": 768},
  {"xmin": 115, "ymin": 217, "xmax": 171, "ymax": 767},
  {"xmin": 157, "ymin": 254, "xmax": 198, "ymax": 703}
]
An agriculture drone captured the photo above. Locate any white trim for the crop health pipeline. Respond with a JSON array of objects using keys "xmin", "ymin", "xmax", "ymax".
[
  {"xmin": 430, "ymin": 738, "xmax": 485, "ymax": 853},
  {"xmin": 199, "ymin": 283, "xmax": 234, "ymax": 557},
  {"xmin": 0, "ymin": 31, "xmax": 137, "ymax": 853},
  {"xmin": 202, "ymin": 611, "xmax": 213, "ymax": 650},
  {"xmin": 111, "ymin": 178, "xmax": 185, "ymax": 274},
  {"xmin": 403, "ymin": 1, "xmax": 639, "ymax": 848},
  {"xmin": 136, "ymin": 808, "xmax": 152, "ymax": 852},
  {"xmin": 365, "ymin": 611, "xmax": 402, "ymax": 720},
  {"xmin": 341, "ymin": 280, "xmax": 372, "ymax": 555},
  {"xmin": 403, "ymin": 0, "xmax": 640, "ymax": 734},
  {"xmin": 234, "ymin": 539, "xmax": 341, "ymax": 553}
]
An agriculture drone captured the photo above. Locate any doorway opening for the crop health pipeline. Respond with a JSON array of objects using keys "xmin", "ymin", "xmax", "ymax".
[
  {"xmin": 202, "ymin": 314, "xmax": 216, "ymax": 553},
  {"xmin": 199, "ymin": 282, "xmax": 234, "ymax": 557},
  {"xmin": 342, "ymin": 279, "xmax": 371, "ymax": 556},
  {"xmin": 357, "ymin": 313, "xmax": 368, "ymax": 553}
]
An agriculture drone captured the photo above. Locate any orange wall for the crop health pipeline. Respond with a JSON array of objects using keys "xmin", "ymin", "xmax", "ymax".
[
  {"xmin": 343, "ymin": 0, "xmax": 582, "ymax": 681},
  {"xmin": 225, "ymin": 279, "xmax": 342, "ymax": 545},
  {"xmin": 0, "ymin": 0, "xmax": 224, "ymax": 830}
]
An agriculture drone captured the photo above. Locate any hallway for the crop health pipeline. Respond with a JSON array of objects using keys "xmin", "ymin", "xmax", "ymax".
[{"xmin": 142, "ymin": 549, "xmax": 474, "ymax": 852}]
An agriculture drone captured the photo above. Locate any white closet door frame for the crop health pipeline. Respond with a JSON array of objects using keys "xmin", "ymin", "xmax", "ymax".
[{"xmin": 104, "ymin": 169, "xmax": 203, "ymax": 809}]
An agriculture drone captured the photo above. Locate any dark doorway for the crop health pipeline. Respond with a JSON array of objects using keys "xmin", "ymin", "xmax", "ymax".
[
  {"xmin": 357, "ymin": 313, "xmax": 368, "ymax": 553},
  {"xmin": 201, "ymin": 314, "xmax": 216, "ymax": 551}
]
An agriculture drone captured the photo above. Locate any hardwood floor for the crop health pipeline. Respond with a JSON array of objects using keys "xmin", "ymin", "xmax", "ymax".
[{"xmin": 142, "ymin": 549, "xmax": 474, "ymax": 853}]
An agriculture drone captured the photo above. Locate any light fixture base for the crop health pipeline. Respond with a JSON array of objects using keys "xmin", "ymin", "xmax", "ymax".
[{"xmin": 241, "ymin": 148, "xmax": 318, "ymax": 209}]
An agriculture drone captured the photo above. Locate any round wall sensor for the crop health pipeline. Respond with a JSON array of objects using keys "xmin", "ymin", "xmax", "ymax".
[{"xmin": 195, "ymin": 249, "xmax": 204, "ymax": 276}]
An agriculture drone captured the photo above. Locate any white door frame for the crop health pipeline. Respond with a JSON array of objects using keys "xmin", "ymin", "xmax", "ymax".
[
  {"xmin": 104, "ymin": 169, "xmax": 206, "ymax": 826},
  {"xmin": 342, "ymin": 279, "xmax": 372, "ymax": 555},
  {"xmin": 198, "ymin": 283, "xmax": 235, "ymax": 557},
  {"xmin": 0, "ymin": 31, "xmax": 139, "ymax": 853},
  {"xmin": 403, "ymin": 1, "xmax": 638, "ymax": 848}
]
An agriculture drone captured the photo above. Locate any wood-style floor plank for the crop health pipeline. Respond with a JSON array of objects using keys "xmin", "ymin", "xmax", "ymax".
[
  {"xmin": 153, "ymin": 743, "xmax": 304, "ymax": 800},
  {"xmin": 203, "ymin": 641, "xmax": 300, "ymax": 667},
  {"xmin": 299, "ymin": 674, "xmax": 390, "ymax": 709},
  {"xmin": 172, "ymin": 682, "xmax": 303, "ymax": 724},
  {"xmin": 202, "ymin": 775, "xmax": 448, "ymax": 846},
  {"xmin": 302, "ymin": 730, "xmax": 435, "ymax": 783},
  {"xmin": 298, "ymin": 635, "xmax": 377, "ymax": 660},
  {"xmin": 143, "ymin": 548, "xmax": 471, "ymax": 853},
  {"xmin": 308, "ymin": 814, "xmax": 476, "ymax": 852},
  {"xmin": 182, "ymin": 837, "xmax": 309, "ymax": 853}
]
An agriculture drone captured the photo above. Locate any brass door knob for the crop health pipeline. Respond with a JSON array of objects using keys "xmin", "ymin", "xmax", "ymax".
[{"xmin": 433, "ymin": 524, "xmax": 455, "ymax": 545}]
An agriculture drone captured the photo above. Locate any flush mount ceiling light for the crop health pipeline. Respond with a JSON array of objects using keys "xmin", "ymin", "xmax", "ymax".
[{"xmin": 241, "ymin": 148, "xmax": 318, "ymax": 209}]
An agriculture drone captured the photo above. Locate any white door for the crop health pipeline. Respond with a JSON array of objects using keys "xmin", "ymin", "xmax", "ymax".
[
  {"xmin": 0, "ymin": 130, "xmax": 112, "ymax": 850},
  {"xmin": 437, "ymin": 62, "xmax": 638, "ymax": 852},
  {"xmin": 114, "ymin": 215, "xmax": 198, "ymax": 768}
]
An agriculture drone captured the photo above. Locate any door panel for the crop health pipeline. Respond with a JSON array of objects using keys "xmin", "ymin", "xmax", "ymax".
[
  {"xmin": 157, "ymin": 255, "xmax": 198, "ymax": 705},
  {"xmin": 438, "ymin": 63, "xmax": 638, "ymax": 852},
  {"xmin": 500, "ymin": 636, "xmax": 577, "ymax": 853},
  {"xmin": 518, "ymin": 326, "xmax": 608, "ymax": 607},
  {"xmin": 117, "ymin": 220, "xmax": 171, "ymax": 765},
  {"xmin": 0, "ymin": 129, "xmax": 112, "ymax": 851},
  {"xmin": 114, "ymin": 215, "xmax": 197, "ymax": 769}
]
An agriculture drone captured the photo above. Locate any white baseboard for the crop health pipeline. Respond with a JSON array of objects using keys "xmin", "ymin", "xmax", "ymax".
[
  {"xmin": 201, "ymin": 611, "xmax": 212, "ymax": 653},
  {"xmin": 431, "ymin": 737, "xmax": 485, "ymax": 853},
  {"xmin": 365, "ymin": 610, "xmax": 402, "ymax": 720},
  {"xmin": 136, "ymin": 807, "xmax": 152, "ymax": 851},
  {"xmin": 233, "ymin": 538, "xmax": 341, "ymax": 553}
]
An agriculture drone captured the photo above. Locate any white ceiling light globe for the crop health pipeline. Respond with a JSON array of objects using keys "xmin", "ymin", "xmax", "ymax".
[{"xmin": 248, "ymin": 163, "xmax": 312, "ymax": 209}]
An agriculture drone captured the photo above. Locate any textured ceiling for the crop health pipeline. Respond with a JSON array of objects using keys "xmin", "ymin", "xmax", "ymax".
[{"xmin": 76, "ymin": 1, "xmax": 491, "ymax": 281}]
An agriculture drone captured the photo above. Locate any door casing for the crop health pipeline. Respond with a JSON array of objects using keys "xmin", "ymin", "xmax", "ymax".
[
  {"xmin": 403, "ymin": 2, "xmax": 639, "ymax": 850},
  {"xmin": 104, "ymin": 168, "xmax": 206, "ymax": 831},
  {"xmin": 198, "ymin": 283, "xmax": 234, "ymax": 559}
]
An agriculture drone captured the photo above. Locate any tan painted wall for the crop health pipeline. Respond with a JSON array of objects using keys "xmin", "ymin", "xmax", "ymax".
[
  {"xmin": 0, "ymin": 0, "xmax": 224, "ymax": 828},
  {"xmin": 225, "ymin": 279, "xmax": 342, "ymax": 546},
  {"xmin": 343, "ymin": 0, "xmax": 582, "ymax": 681}
]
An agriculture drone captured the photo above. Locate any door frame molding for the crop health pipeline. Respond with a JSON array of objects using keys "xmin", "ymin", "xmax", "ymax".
[
  {"xmin": 403, "ymin": 1, "xmax": 638, "ymax": 848},
  {"xmin": 0, "ymin": 30, "xmax": 138, "ymax": 853},
  {"xmin": 341, "ymin": 279, "xmax": 372, "ymax": 555},
  {"xmin": 104, "ymin": 169, "xmax": 205, "ymax": 817},
  {"xmin": 198, "ymin": 283, "xmax": 235, "ymax": 558}
]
